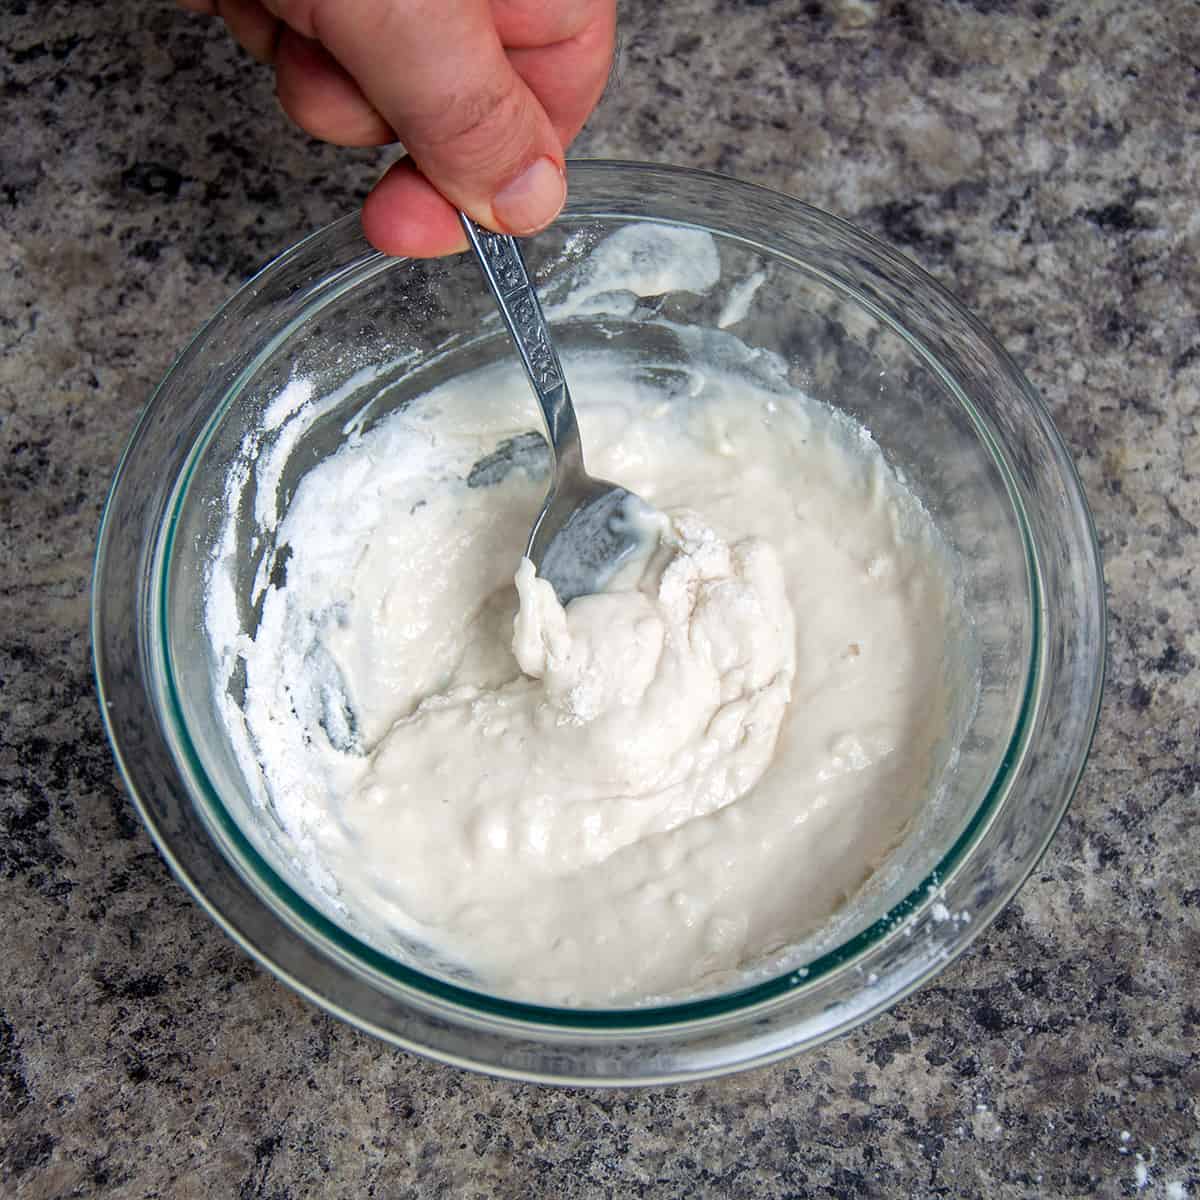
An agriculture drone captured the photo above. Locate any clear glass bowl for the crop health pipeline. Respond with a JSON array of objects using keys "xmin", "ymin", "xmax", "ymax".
[{"xmin": 92, "ymin": 162, "xmax": 1104, "ymax": 1083}]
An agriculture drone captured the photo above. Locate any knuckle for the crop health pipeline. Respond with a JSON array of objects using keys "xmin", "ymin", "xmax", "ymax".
[
  {"xmin": 423, "ymin": 73, "xmax": 525, "ymax": 153},
  {"xmin": 260, "ymin": 0, "xmax": 320, "ymax": 36},
  {"xmin": 275, "ymin": 85, "xmax": 335, "ymax": 142},
  {"xmin": 273, "ymin": 60, "xmax": 326, "ymax": 130},
  {"xmin": 275, "ymin": 77, "xmax": 391, "ymax": 146}
]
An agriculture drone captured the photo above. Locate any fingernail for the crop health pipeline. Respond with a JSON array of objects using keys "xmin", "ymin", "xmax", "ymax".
[{"xmin": 492, "ymin": 158, "xmax": 566, "ymax": 235}]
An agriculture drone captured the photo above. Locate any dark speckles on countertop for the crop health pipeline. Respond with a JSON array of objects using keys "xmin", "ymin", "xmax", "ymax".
[{"xmin": 2, "ymin": 0, "xmax": 1198, "ymax": 1196}]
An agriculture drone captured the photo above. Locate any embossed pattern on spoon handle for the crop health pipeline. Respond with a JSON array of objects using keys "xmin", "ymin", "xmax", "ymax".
[{"xmin": 459, "ymin": 214, "xmax": 582, "ymax": 467}]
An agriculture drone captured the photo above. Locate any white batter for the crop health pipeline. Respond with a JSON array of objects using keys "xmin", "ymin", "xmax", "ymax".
[
  {"xmin": 208, "ymin": 365, "xmax": 965, "ymax": 1006},
  {"xmin": 205, "ymin": 229, "xmax": 969, "ymax": 1007}
]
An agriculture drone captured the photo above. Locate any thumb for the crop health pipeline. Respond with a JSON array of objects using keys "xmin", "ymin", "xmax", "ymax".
[{"xmin": 279, "ymin": 0, "xmax": 567, "ymax": 235}]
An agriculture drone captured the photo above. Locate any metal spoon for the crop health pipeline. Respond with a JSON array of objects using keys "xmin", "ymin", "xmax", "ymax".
[{"xmin": 460, "ymin": 214, "xmax": 650, "ymax": 605}]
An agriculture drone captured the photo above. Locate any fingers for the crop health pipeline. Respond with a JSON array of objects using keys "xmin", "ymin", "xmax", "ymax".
[
  {"xmin": 489, "ymin": 0, "xmax": 609, "ymax": 48},
  {"xmin": 214, "ymin": 0, "xmax": 281, "ymax": 63},
  {"xmin": 273, "ymin": 0, "xmax": 568, "ymax": 237},
  {"xmin": 274, "ymin": 29, "xmax": 394, "ymax": 146},
  {"xmin": 506, "ymin": 9, "xmax": 616, "ymax": 148},
  {"xmin": 181, "ymin": 0, "xmax": 619, "ymax": 258},
  {"xmin": 361, "ymin": 159, "xmax": 470, "ymax": 257}
]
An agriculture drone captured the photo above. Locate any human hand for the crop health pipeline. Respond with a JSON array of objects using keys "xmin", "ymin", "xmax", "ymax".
[{"xmin": 178, "ymin": 1, "xmax": 617, "ymax": 256}]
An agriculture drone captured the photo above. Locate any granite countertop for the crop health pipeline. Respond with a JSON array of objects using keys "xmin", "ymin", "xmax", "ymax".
[{"xmin": 2, "ymin": 0, "xmax": 1197, "ymax": 1195}]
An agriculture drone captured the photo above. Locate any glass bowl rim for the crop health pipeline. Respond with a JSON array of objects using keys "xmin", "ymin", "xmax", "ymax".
[{"xmin": 95, "ymin": 159, "xmax": 1105, "ymax": 1055}]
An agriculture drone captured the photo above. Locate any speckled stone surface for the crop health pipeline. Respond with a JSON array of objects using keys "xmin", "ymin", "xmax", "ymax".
[{"xmin": 2, "ymin": 1, "xmax": 1197, "ymax": 1195}]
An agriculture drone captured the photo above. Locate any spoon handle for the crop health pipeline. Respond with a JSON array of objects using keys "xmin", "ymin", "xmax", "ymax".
[{"xmin": 459, "ymin": 214, "xmax": 582, "ymax": 468}]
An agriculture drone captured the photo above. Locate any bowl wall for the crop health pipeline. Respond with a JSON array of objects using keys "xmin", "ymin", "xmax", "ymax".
[{"xmin": 93, "ymin": 162, "xmax": 1104, "ymax": 1082}]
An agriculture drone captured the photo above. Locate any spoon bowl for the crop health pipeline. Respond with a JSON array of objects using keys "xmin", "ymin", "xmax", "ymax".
[{"xmin": 529, "ymin": 477, "xmax": 648, "ymax": 605}]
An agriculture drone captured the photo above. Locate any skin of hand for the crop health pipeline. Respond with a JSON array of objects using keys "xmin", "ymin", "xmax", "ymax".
[{"xmin": 177, "ymin": 0, "xmax": 618, "ymax": 257}]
